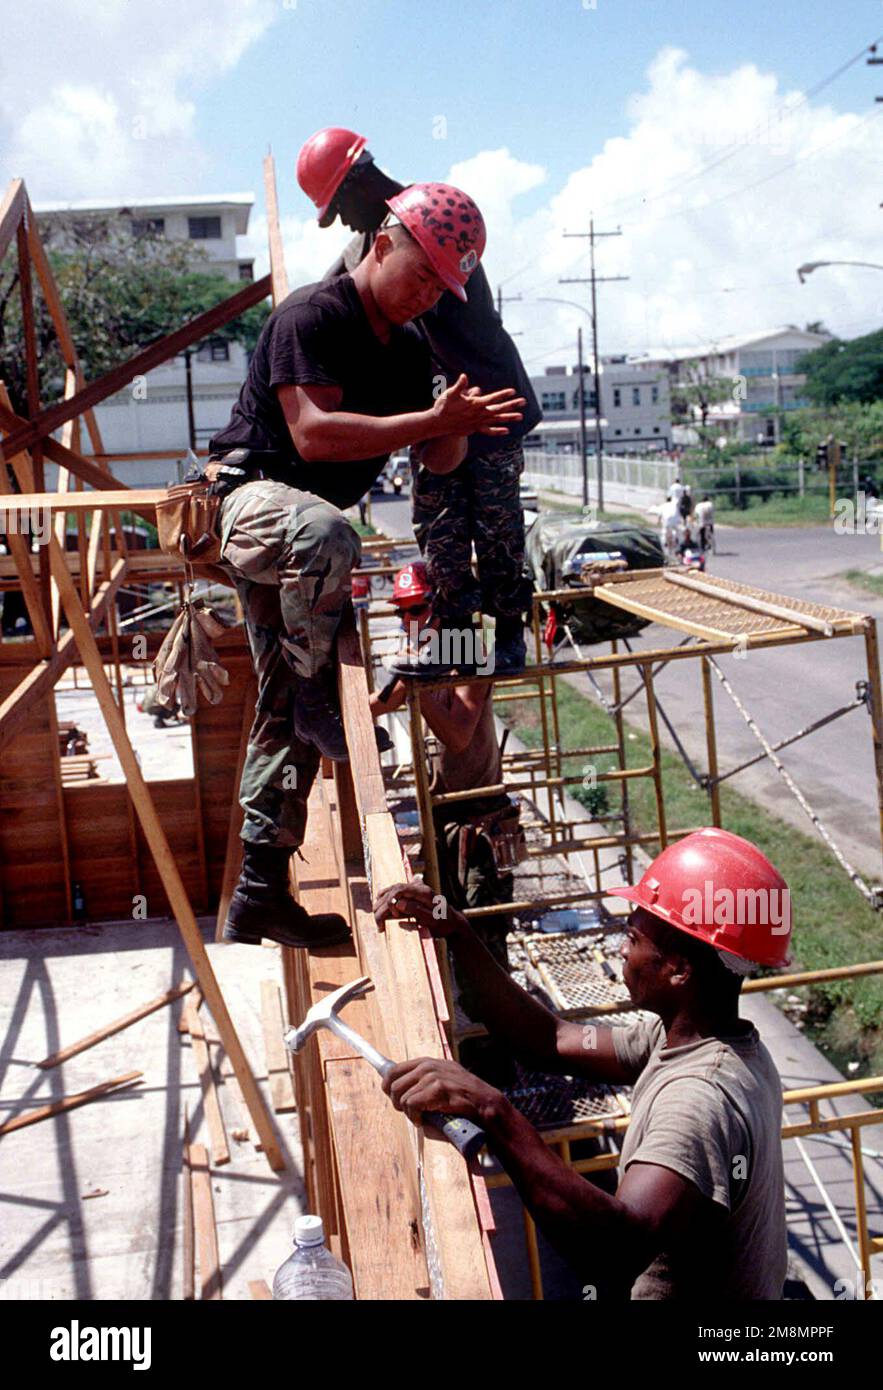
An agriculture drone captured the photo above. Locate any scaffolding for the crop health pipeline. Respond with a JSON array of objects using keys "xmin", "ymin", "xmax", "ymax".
[{"xmin": 357, "ymin": 553, "xmax": 883, "ymax": 1297}]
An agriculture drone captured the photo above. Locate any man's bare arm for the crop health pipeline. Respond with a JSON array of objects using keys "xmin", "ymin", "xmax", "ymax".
[
  {"xmin": 374, "ymin": 882, "xmax": 640, "ymax": 1083},
  {"xmin": 277, "ymin": 376, "xmax": 524, "ymax": 464}
]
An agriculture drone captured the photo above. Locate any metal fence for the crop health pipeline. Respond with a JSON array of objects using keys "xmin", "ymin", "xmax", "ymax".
[{"xmin": 521, "ymin": 450, "xmax": 677, "ymax": 509}]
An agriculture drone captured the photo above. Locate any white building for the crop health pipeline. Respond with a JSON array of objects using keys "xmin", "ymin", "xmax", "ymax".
[
  {"xmin": 526, "ymin": 357, "xmax": 671, "ymax": 454},
  {"xmin": 630, "ymin": 327, "xmax": 829, "ymax": 446},
  {"xmin": 34, "ymin": 194, "xmax": 257, "ymax": 486}
]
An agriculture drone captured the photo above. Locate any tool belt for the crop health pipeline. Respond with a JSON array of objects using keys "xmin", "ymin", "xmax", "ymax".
[
  {"xmin": 437, "ymin": 796, "xmax": 527, "ymax": 876},
  {"xmin": 155, "ymin": 477, "xmax": 223, "ymax": 570},
  {"xmin": 154, "ymin": 447, "xmax": 266, "ymax": 583}
]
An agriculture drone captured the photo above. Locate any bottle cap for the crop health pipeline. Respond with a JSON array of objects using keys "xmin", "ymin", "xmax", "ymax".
[{"xmin": 295, "ymin": 1214, "xmax": 325, "ymax": 1246}]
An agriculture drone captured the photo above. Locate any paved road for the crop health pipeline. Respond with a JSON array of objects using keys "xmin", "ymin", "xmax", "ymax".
[{"xmin": 370, "ymin": 493, "xmax": 883, "ymax": 881}]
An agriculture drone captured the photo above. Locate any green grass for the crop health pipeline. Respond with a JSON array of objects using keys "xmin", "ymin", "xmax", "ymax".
[
  {"xmin": 499, "ymin": 678, "xmax": 883, "ymax": 1079},
  {"xmin": 535, "ymin": 494, "xmax": 643, "ymax": 527},
  {"xmin": 713, "ymin": 494, "xmax": 831, "ymax": 528},
  {"xmin": 843, "ymin": 569, "xmax": 883, "ymax": 600}
]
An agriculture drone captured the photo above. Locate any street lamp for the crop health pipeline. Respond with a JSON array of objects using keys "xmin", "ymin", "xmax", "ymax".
[
  {"xmin": 538, "ymin": 297, "xmax": 597, "ymax": 509},
  {"xmin": 797, "ymin": 260, "xmax": 883, "ymax": 284}
]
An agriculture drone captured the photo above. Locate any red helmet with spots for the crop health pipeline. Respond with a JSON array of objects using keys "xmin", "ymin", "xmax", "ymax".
[{"xmin": 386, "ymin": 183, "xmax": 486, "ymax": 302}]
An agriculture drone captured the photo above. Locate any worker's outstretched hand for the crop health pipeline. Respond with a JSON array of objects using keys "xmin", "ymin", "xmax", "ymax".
[
  {"xmin": 382, "ymin": 1056, "xmax": 499, "ymax": 1126},
  {"xmin": 431, "ymin": 373, "xmax": 526, "ymax": 437},
  {"xmin": 373, "ymin": 880, "xmax": 469, "ymax": 940}
]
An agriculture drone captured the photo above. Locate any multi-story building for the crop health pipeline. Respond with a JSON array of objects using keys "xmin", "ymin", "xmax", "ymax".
[
  {"xmin": 34, "ymin": 194, "xmax": 256, "ymax": 485},
  {"xmin": 526, "ymin": 357, "xmax": 671, "ymax": 454},
  {"xmin": 630, "ymin": 327, "xmax": 829, "ymax": 446}
]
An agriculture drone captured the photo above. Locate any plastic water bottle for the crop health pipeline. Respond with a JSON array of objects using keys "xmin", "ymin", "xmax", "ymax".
[{"xmin": 272, "ymin": 1215, "xmax": 354, "ymax": 1300}]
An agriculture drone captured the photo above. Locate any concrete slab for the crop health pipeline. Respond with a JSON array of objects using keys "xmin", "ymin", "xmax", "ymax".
[{"xmin": 0, "ymin": 918, "xmax": 307, "ymax": 1301}]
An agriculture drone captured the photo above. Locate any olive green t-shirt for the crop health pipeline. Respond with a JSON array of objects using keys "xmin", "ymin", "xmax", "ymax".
[{"xmin": 613, "ymin": 1015, "xmax": 787, "ymax": 1300}]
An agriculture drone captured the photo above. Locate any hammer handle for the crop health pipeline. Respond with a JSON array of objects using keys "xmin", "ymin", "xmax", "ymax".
[{"xmin": 423, "ymin": 1110, "xmax": 486, "ymax": 1160}]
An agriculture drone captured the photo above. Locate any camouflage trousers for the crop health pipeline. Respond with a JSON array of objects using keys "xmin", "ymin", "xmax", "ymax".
[
  {"xmin": 411, "ymin": 440, "xmax": 533, "ymax": 621},
  {"xmin": 218, "ymin": 480, "xmax": 361, "ymax": 847}
]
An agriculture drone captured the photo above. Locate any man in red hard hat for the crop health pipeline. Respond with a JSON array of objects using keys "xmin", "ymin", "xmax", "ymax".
[
  {"xmin": 298, "ymin": 127, "xmax": 541, "ymax": 674},
  {"xmin": 374, "ymin": 827, "xmax": 790, "ymax": 1300},
  {"xmin": 370, "ymin": 563, "xmax": 523, "ymax": 1016},
  {"xmin": 205, "ymin": 185, "xmax": 524, "ymax": 953}
]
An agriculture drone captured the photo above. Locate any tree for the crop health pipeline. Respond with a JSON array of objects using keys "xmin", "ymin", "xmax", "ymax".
[
  {"xmin": 670, "ymin": 357, "xmax": 735, "ymax": 439},
  {"xmin": 797, "ymin": 328, "xmax": 883, "ymax": 408},
  {"xmin": 778, "ymin": 400, "xmax": 883, "ymax": 463},
  {"xmin": 0, "ymin": 211, "xmax": 269, "ymax": 415}
]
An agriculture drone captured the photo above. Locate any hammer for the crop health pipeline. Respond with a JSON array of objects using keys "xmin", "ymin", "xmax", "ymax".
[{"xmin": 284, "ymin": 976, "xmax": 486, "ymax": 1161}]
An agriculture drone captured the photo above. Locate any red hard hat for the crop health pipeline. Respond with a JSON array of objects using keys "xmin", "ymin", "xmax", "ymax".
[
  {"xmin": 297, "ymin": 127, "xmax": 368, "ymax": 226},
  {"xmin": 386, "ymin": 183, "xmax": 486, "ymax": 302},
  {"xmin": 610, "ymin": 827, "xmax": 791, "ymax": 967},
  {"xmin": 391, "ymin": 562, "xmax": 432, "ymax": 609}
]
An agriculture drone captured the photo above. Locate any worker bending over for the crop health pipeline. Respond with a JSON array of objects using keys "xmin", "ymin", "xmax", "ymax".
[
  {"xmin": 206, "ymin": 183, "xmax": 524, "ymax": 950},
  {"xmin": 375, "ymin": 828, "xmax": 789, "ymax": 1300},
  {"xmin": 298, "ymin": 126, "xmax": 541, "ymax": 674},
  {"xmin": 371, "ymin": 562, "xmax": 524, "ymax": 1016}
]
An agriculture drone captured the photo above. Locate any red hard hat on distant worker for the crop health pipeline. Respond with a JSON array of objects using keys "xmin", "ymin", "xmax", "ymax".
[
  {"xmin": 391, "ymin": 562, "xmax": 433, "ymax": 609},
  {"xmin": 386, "ymin": 183, "xmax": 486, "ymax": 302},
  {"xmin": 611, "ymin": 827, "xmax": 792, "ymax": 968},
  {"xmin": 296, "ymin": 127, "xmax": 368, "ymax": 226}
]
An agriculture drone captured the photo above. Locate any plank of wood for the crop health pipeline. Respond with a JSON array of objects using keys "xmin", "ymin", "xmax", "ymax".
[
  {"xmin": 0, "ymin": 1071, "xmax": 142, "ymax": 1136},
  {"xmin": 37, "ymin": 982, "xmax": 195, "ymax": 1069},
  {"xmin": 260, "ymin": 980, "xmax": 297, "ymax": 1114},
  {"xmin": 213, "ymin": 677, "xmax": 255, "ymax": 940},
  {"xmin": 0, "ymin": 489, "xmax": 164, "ymax": 513},
  {"xmin": 2, "ymin": 274, "xmax": 272, "ymax": 459},
  {"xmin": 0, "ymin": 400, "xmax": 127, "ymax": 498},
  {"xmin": 189, "ymin": 1141, "xmax": 222, "ymax": 1300},
  {"xmin": 335, "ymin": 613, "xmax": 495, "ymax": 1300},
  {"xmin": 186, "ymin": 1000, "xmax": 230, "ymax": 1167},
  {"xmin": 0, "ymin": 426, "xmax": 53, "ymax": 656},
  {"xmin": 326, "ymin": 1057, "xmax": 428, "ymax": 1299},
  {"xmin": 262, "ymin": 154, "xmax": 290, "ymax": 306},
  {"xmin": 182, "ymin": 1109, "xmax": 195, "ymax": 1302},
  {"xmin": 249, "ymin": 1279, "xmax": 272, "ymax": 1300},
  {"xmin": 0, "ymin": 178, "xmax": 25, "ymax": 266}
]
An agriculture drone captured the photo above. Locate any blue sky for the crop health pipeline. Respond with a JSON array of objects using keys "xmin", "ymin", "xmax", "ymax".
[
  {"xmin": 4, "ymin": 0, "xmax": 883, "ymax": 357},
  {"xmin": 195, "ymin": 0, "xmax": 883, "ymax": 213}
]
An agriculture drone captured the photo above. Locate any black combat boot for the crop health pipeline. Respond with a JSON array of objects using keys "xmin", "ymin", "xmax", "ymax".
[
  {"xmin": 223, "ymin": 844, "xmax": 350, "ymax": 949},
  {"xmin": 492, "ymin": 615, "xmax": 527, "ymax": 674},
  {"xmin": 292, "ymin": 670, "xmax": 349, "ymax": 762}
]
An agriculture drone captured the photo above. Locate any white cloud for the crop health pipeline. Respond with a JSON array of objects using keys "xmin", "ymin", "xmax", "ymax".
[
  {"xmin": 470, "ymin": 47, "xmax": 883, "ymax": 366},
  {"xmin": 0, "ymin": 0, "xmax": 278, "ymax": 198}
]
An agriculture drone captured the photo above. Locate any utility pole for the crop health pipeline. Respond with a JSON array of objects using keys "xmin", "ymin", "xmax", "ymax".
[
  {"xmin": 561, "ymin": 220, "xmax": 628, "ymax": 514},
  {"xmin": 497, "ymin": 286, "xmax": 523, "ymax": 320},
  {"xmin": 577, "ymin": 327, "xmax": 588, "ymax": 507}
]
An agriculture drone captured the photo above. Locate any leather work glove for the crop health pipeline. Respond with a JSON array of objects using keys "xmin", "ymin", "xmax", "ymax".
[{"xmin": 153, "ymin": 598, "xmax": 231, "ymax": 718}]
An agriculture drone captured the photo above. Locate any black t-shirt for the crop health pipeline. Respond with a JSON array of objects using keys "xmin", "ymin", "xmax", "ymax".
[
  {"xmin": 326, "ymin": 219, "xmax": 542, "ymax": 454},
  {"xmin": 210, "ymin": 274, "xmax": 434, "ymax": 510}
]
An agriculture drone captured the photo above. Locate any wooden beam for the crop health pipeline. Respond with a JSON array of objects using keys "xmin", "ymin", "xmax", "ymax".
[
  {"xmin": 0, "ymin": 559, "xmax": 127, "ymax": 753},
  {"xmin": 182, "ymin": 1110, "xmax": 195, "ymax": 1302},
  {"xmin": 0, "ymin": 179, "xmax": 25, "ymax": 268},
  {"xmin": 0, "ymin": 432, "xmax": 53, "ymax": 657},
  {"xmin": 335, "ymin": 613, "xmax": 495, "ymax": 1300},
  {"xmin": 248, "ymin": 1280, "xmax": 272, "ymax": 1300},
  {"xmin": 2, "ymin": 274, "xmax": 272, "ymax": 458},
  {"xmin": 189, "ymin": 1141, "xmax": 223, "ymax": 1300},
  {"xmin": 36, "ymin": 982, "xmax": 195, "ymax": 1069},
  {"xmin": 260, "ymin": 980, "xmax": 297, "ymax": 1114},
  {"xmin": 214, "ymin": 676, "xmax": 255, "ymax": 940},
  {"xmin": 185, "ymin": 999, "xmax": 230, "ymax": 1167},
  {"xmin": 0, "ymin": 489, "xmax": 162, "ymax": 513},
  {"xmin": 263, "ymin": 154, "xmax": 290, "ymax": 305},
  {"xmin": 0, "ymin": 399, "xmax": 131, "ymax": 494},
  {"xmin": 0, "ymin": 1071, "xmax": 142, "ymax": 1136},
  {"xmin": 25, "ymin": 196, "xmax": 77, "ymax": 364}
]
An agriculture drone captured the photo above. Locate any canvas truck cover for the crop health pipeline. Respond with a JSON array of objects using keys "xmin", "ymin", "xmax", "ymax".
[{"xmin": 525, "ymin": 513, "xmax": 664, "ymax": 645}]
